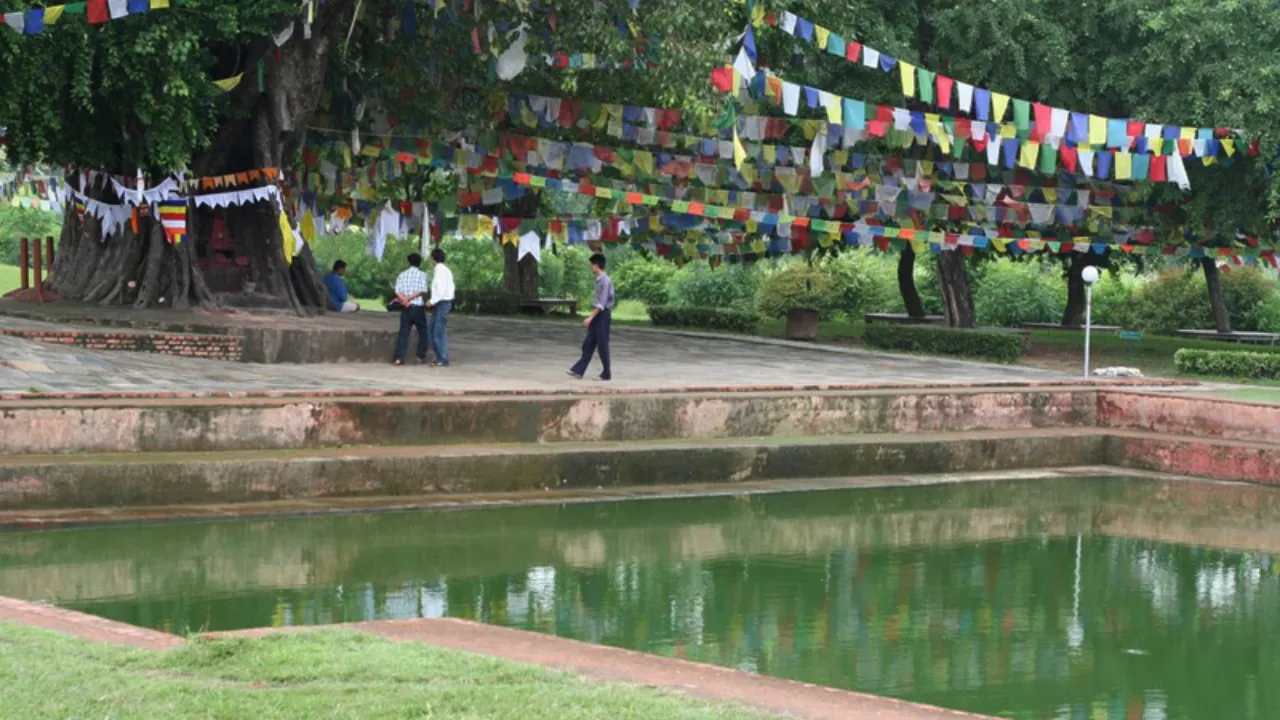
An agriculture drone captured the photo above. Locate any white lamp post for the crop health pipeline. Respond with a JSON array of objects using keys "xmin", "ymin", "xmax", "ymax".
[{"xmin": 1082, "ymin": 266, "xmax": 1100, "ymax": 378}]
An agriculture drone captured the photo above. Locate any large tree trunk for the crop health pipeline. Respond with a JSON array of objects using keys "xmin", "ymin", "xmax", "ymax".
[
  {"xmin": 898, "ymin": 247, "xmax": 926, "ymax": 318},
  {"xmin": 1061, "ymin": 254, "xmax": 1090, "ymax": 328},
  {"xmin": 936, "ymin": 252, "xmax": 976, "ymax": 328},
  {"xmin": 52, "ymin": 2, "xmax": 355, "ymax": 315},
  {"xmin": 50, "ymin": 182, "xmax": 219, "ymax": 310},
  {"xmin": 1201, "ymin": 257, "xmax": 1231, "ymax": 334},
  {"xmin": 501, "ymin": 192, "xmax": 540, "ymax": 299}
]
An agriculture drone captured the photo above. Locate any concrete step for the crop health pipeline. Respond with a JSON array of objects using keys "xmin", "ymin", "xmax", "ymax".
[
  {"xmin": 0, "ymin": 429, "xmax": 1109, "ymax": 511},
  {"xmin": 0, "ymin": 386, "xmax": 1102, "ymax": 454}
]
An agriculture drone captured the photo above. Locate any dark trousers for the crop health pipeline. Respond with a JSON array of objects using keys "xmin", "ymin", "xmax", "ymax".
[
  {"xmin": 571, "ymin": 311, "xmax": 611, "ymax": 379},
  {"xmin": 395, "ymin": 305, "xmax": 430, "ymax": 362}
]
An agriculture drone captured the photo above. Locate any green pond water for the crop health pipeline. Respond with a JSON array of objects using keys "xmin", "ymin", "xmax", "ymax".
[{"xmin": 4, "ymin": 476, "xmax": 1280, "ymax": 720}]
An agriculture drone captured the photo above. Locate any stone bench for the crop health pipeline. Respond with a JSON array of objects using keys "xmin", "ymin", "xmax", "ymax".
[
  {"xmin": 1022, "ymin": 323, "xmax": 1122, "ymax": 333},
  {"xmin": 520, "ymin": 298, "xmax": 579, "ymax": 316},
  {"xmin": 1176, "ymin": 329, "xmax": 1280, "ymax": 346},
  {"xmin": 864, "ymin": 313, "xmax": 946, "ymax": 325}
]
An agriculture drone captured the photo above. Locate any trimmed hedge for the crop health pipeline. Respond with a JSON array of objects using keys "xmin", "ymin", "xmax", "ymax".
[
  {"xmin": 862, "ymin": 324, "xmax": 1025, "ymax": 363},
  {"xmin": 648, "ymin": 305, "xmax": 760, "ymax": 334},
  {"xmin": 1174, "ymin": 348, "xmax": 1280, "ymax": 379},
  {"xmin": 452, "ymin": 290, "xmax": 522, "ymax": 315}
]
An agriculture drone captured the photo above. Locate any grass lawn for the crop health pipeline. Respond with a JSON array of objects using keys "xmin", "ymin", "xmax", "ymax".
[
  {"xmin": 1206, "ymin": 388, "xmax": 1280, "ymax": 404},
  {"xmin": 0, "ymin": 622, "xmax": 770, "ymax": 720},
  {"xmin": 1026, "ymin": 328, "xmax": 1280, "ymax": 380},
  {"xmin": 0, "ymin": 263, "xmax": 20, "ymax": 295}
]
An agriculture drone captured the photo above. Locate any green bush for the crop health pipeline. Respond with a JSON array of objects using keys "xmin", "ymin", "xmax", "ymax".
[
  {"xmin": 670, "ymin": 262, "xmax": 760, "ymax": 312},
  {"xmin": 1122, "ymin": 269, "xmax": 1213, "ymax": 334},
  {"xmin": 648, "ymin": 305, "xmax": 759, "ymax": 334},
  {"xmin": 537, "ymin": 246, "xmax": 595, "ymax": 303},
  {"xmin": 1121, "ymin": 267, "xmax": 1280, "ymax": 334},
  {"xmin": 1174, "ymin": 348, "xmax": 1280, "ymax": 379},
  {"xmin": 311, "ymin": 232, "xmax": 420, "ymax": 300},
  {"xmin": 827, "ymin": 251, "xmax": 900, "ymax": 317},
  {"xmin": 0, "ymin": 207, "xmax": 62, "ymax": 265},
  {"xmin": 1223, "ymin": 268, "xmax": 1280, "ymax": 332},
  {"xmin": 453, "ymin": 290, "xmax": 522, "ymax": 315},
  {"xmin": 612, "ymin": 256, "xmax": 675, "ymax": 307},
  {"xmin": 862, "ymin": 324, "xmax": 1025, "ymax": 363},
  {"xmin": 972, "ymin": 259, "xmax": 1066, "ymax": 328},
  {"xmin": 1252, "ymin": 292, "xmax": 1280, "ymax": 333},
  {"xmin": 439, "ymin": 238, "xmax": 504, "ymax": 293},
  {"xmin": 1087, "ymin": 272, "xmax": 1140, "ymax": 327},
  {"xmin": 756, "ymin": 261, "xmax": 839, "ymax": 319}
]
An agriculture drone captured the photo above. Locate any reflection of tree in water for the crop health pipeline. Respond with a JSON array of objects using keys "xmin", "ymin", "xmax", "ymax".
[{"xmin": 10, "ymin": 478, "xmax": 1280, "ymax": 719}]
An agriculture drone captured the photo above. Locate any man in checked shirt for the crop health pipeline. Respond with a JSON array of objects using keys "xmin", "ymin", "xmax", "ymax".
[{"xmin": 392, "ymin": 253, "xmax": 430, "ymax": 366}]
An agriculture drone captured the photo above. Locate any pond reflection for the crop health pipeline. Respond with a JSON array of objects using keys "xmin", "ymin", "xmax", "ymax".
[{"xmin": 3, "ymin": 477, "xmax": 1280, "ymax": 719}]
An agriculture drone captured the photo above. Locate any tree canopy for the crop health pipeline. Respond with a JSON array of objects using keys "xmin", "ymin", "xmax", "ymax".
[{"xmin": 0, "ymin": 0, "xmax": 1276, "ymax": 318}]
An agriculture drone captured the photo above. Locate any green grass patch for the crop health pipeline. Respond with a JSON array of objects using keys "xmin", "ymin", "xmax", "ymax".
[
  {"xmin": 0, "ymin": 623, "xmax": 770, "ymax": 720},
  {"xmin": 0, "ymin": 263, "xmax": 20, "ymax": 295},
  {"xmin": 1208, "ymin": 389, "xmax": 1280, "ymax": 405},
  {"xmin": 1028, "ymin": 329, "xmax": 1280, "ymax": 379}
]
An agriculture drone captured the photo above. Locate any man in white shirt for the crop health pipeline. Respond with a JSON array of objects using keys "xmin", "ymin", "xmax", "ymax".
[
  {"xmin": 427, "ymin": 247, "xmax": 456, "ymax": 367},
  {"xmin": 392, "ymin": 253, "xmax": 430, "ymax": 366}
]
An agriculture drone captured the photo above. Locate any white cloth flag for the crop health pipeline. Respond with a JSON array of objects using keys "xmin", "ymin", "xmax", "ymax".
[
  {"xmin": 108, "ymin": 0, "xmax": 128, "ymax": 19},
  {"xmin": 782, "ymin": 82, "xmax": 801, "ymax": 116},
  {"xmin": 985, "ymin": 138, "xmax": 1001, "ymax": 166},
  {"xmin": 496, "ymin": 26, "xmax": 529, "ymax": 80},
  {"xmin": 1051, "ymin": 108, "xmax": 1069, "ymax": 138},
  {"xmin": 517, "ymin": 231, "xmax": 542, "ymax": 261},
  {"xmin": 780, "ymin": 11, "xmax": 797, "ymax": 34},
  {"xmin": 809, "ymin": 130, "xmax": 827, "ymax": 176},
  {"xmin": 862, "ymin": 47, "xmax": 880, "ymax": 69},
  {"xmin": 1168, "ymin": 153, "xmax": 1191, "ymax": 190},
  {"xmin": 1079, "ymin": 149, "xmax": 1095, "ymax": 177},
  {"xmin": 3, "ymin": 12, "xmax": 24, "ymax": 33},
  {"xmin": 732, "ymin": 47, "xmax": 756, "ymax": 81},
  {"xmin": 957, "ymin": 82, "xmax": 974, "ymax": 113}
]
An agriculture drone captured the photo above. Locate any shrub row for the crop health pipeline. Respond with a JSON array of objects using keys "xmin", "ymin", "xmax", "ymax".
[
  {"xmin": 862, "ymin": 324, "xmax": 1025, "ymax": 363},
  {"xmin": 647, "ymin": 305, "xmax": 759, "ymax": 334},
  {"xmin": 1174, "ymin": 349, "xmax": 1280, "ymax": 379}
]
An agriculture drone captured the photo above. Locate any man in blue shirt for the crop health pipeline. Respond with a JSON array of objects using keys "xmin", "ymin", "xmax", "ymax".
[{"xmin": 324, "ymin": 260, "xmax": 359, "ymax": 313}]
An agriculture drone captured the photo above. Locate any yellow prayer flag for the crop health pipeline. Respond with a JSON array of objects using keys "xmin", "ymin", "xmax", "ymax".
[
  {"xmin": 991, "ymin": 92, "xmax": 1010, "ymax": 122},
  {"xmin": 1180, "ymin": 127, "xmax": 1195, "ymax": 141},
  {"xmin": 999, "ymin": 123, "xmax": 1017, "ymax": 139},
  {"xmin": 823, "ymin": 93, "xmax": 842, "ymax": 125},
  {"xmin": 1115, "ymin": 151, "xmax": 1133, "ymax": 180},
  {"xmin": 1223, "ymin": 139, "xmax": 1237, "ymax": 156},
  {"xmin": 910, "ymin": 239, "xmax": 926, "ymax": 254},
  {"xmin": 900, "ymin": 62, "xmax": 917, "ymax": 98},
  {"xmin": 151, "ymin": 0, "xmax": 170, "ymax": 7},
  {"xmin": 1088, "ymin": 115, "xmax": 1106, "ymax": 146},
  {"xmin": 814, "ymin": 26, "xmax": 830, "ymax": 49},
  {"xmin": 278, "ymin": 212, "xmax": 295, "ymax": 266},
  {"xmin": 1018, "ymin": 141, "xmax": 1040, "ymax": 169},
  {"xmin": 43, "ymin": 5, "xmax": 64, "ymax": 24},
  {"xmin": 635, "ymin": 150, "xmax": 655, "ymax": 175},
  {"xmin": 300, "ymin": 210, "xmax": 316, "ymax": 244},
  {"xmin": 213, "ymin": 74, "xmax": 244, "ymax": 92},
  {"xmin": 732, "ymin": 128, "xmax": 746, "ymax": 171}
]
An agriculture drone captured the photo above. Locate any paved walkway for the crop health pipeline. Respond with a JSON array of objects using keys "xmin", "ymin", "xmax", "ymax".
[{"xmin": 0, "ymin": 313, "xmax": 1071, "ymax": 397}]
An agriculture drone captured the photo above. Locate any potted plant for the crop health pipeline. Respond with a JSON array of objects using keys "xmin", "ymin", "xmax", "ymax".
[{"xmin": 757, "ymin": 262, "xmax": 836, "ymax": 341}]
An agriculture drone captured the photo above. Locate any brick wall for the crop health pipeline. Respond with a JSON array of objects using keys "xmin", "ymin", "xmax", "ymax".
[{"xmin": 3, "ymin": 329, "xmax": 242, "ymax": 362}]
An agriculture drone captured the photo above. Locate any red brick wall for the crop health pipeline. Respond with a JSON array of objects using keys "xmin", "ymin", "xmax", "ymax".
[{"xmin": 2, "ymin": 329, "xmax": 242, "ymax": 362}]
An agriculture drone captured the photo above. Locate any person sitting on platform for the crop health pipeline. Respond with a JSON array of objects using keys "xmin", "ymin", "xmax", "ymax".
[{"xmin": 324, "ymin": 260, "xmax": 360, "ymax": 313}]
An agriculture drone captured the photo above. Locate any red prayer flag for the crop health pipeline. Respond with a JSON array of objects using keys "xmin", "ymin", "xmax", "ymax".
[
  {"xmin": 87, "ymin": 0, "xmax": 109, "ymax": 24},
  {"xmin": 709, "ymin": 66, "xmax": 735, "ymax": 93},
  {"xmin": 845, "ymin": 41, "xmax": 861, "ymax": 62},
  {"xmin": 1060, "ymin": 145, "xmax": 1078, "ymax": 173},
  {"xmin": 1149, "ymin": 154, "xmax": 1167, "ymax": 182},
  {"xmin": 936, "ymin": 75, "xmax": 955, "ymax": 110},
  {"xmin": 1032, "ymin": 103, "xmax": 1051, "ymax": 142}
]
